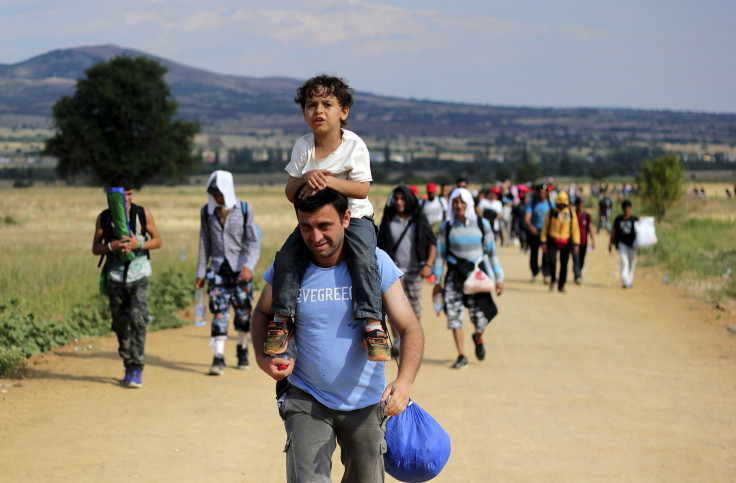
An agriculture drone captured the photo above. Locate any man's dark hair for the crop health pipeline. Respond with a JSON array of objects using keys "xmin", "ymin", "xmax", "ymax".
[
  {"xmin": 621, "ymin": 199, "xmax": 632, "ymax": 209},
  {"xmin": 294, "ymin": 75, "xmax": 354, "ymax": 127},
  {"xmin": 294, "ymin": 186, "xmax": 349, "ymax": 219},
  {"xmin": 109, "ymin": 173, "xmax": 134, "ymax": 191}
]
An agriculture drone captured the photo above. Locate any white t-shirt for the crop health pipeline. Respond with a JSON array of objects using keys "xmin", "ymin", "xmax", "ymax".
[
  {"xmin": 478, "ymin": 198, "xmax": 503, "ymax": 232},
  {"xmin": 421, "ymin": 196, "xmax": 447, "ymax": 227},
  {"xmin": 286, "ymin": 130, "xmax": 374, "ymax": 219}
]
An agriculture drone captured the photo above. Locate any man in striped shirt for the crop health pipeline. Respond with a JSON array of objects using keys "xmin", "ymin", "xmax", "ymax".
[{"xmin": 432, "ymin": 188, "xmax": 504, "ymax": 369}]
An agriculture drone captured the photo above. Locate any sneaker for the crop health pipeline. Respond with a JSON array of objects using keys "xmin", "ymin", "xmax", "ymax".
[
  {"xmin": 530, "ymin": 274, "xmax": 537, "ymax": 283},
  {"xmin": 236, "ymin": 345, "xmax": 249, "ymax": 370},
  {"xmin": 472, "ymin": 333, "xmax": 486, "ymax": 361},
  {"xmin": 209, "ymin": 355, "xmax": 225, "ymax": 376},
  {"xmin": 128, "ymin": 366, "xmax": 143, "ymax": 388},
  {"xmin": 362, "ymin": 328, "xmax": 391, "ymax": 362},
  {"xmin": 574, "ymin": 277, "xmax": 582, "ymax": 285},
  {"xmin": 121, "ymin": 367, "xmax": 133, "ymax": 386},
  {"xmin": 549, "ymin": 282, "xmax": 556, "ymax": 292},
  {"xmin": 558, "ymin": 287, "xmax": 567, "ymax": 293},
  {"xmin": 451, "ymin": 355, "xmax": 468, "ymax": 369},
  {"xmin": 543, "ymin": 275, "xmax": 551, "ymax": 284},
  {"xmin": 264, "ymin": 318, "xmax": 295, "ymax": 355}
]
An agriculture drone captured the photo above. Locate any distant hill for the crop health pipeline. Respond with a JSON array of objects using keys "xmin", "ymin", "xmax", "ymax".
[{"xmin": 1, "ymin": 45, "xmax": 734, "ymax": 146}]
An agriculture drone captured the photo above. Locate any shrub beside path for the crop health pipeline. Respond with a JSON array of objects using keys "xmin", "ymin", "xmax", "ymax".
[{"xmin": 2, "ymin": 245, "xmax": 735, "ymax": 482}]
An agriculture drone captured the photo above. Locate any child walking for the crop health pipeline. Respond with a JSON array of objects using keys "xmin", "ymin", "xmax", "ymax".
[{"xmin": 265, "ymin": 75, "xmax": 390, "ymax": 361}]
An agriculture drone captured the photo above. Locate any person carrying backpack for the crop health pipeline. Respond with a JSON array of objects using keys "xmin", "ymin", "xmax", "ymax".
[
  {"xmin": 432, "ymin": 188, "xmax": 504, "ymax": 369},
  {"xmin": 541, "ymin": 191, "xmax": 580, "ymax": 293},
  {"xmin": 92, "ymin": 173, "xmax": 163, "ymax": 388},
  {"xmin": 196, "ymin": 170, "xmax": 261, "ymax": 375}
]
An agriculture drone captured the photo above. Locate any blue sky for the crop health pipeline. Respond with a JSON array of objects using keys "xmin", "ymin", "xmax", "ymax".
[{"xmin": 2, "ymin": 0, "xmax": 734, "ymax": 113}]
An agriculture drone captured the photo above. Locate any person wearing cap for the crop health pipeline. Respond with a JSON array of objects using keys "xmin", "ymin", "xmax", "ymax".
[
  {"xmin": 540, "ymin": 191, "xmax": 580, "ymax": 293},
  {"xmin": 524, "ymin": 184, "xmax": 554, "ymax": 283},
  {"xmin": 421, "ymin": 182, "xmax": 448, "ymax": 232},
  {"xmin": 196, "ymin": 170, "xmax": 261, "ymax": 375},
  {"xmin": 572, "ymin": 197, "xmax": 595, "ymax": 284}
]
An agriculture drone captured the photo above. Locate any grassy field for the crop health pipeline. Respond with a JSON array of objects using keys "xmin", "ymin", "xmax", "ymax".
[{"xmin": 0, "ymin": 184, "xmax": 399, "ymax": 322}]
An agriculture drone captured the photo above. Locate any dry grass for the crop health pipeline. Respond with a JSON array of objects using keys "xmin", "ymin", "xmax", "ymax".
[{"xmin": 0, "ymin": 184, "xmax": 396, "ymax": 321}]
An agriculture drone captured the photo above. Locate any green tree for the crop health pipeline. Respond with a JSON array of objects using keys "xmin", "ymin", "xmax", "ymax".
[
  {"xmin": 636, "ymin": 153, "xmax": 684, "ymax": 219},
  {"xmin": 45, "ymin": 56, "xmax": 200, "ymax": 187},
  {"xmin": 515, "ymin": 160, "xmax": 542, "ymax": 184}
]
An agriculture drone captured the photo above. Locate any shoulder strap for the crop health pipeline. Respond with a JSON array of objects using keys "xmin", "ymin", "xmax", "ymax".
[
  {"xmin": 392, "ymin": 218, "xmax": 414, "ymax": 253},
  {"xmin": 240, "ymin": 201, "xmax": 248, "ymax": 233}
]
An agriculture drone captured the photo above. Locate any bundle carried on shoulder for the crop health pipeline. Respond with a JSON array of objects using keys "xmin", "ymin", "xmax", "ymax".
[
  {"xmin": 634, "ymin": 216, "xmax": 658, "ymax": 249},
  {"xmin": 384, "ymin": 399, "xmax": 451, "ymax": 482},
  {"xmin": 107, "ymin": 187, "xmax": 136, "ymax": 262}
]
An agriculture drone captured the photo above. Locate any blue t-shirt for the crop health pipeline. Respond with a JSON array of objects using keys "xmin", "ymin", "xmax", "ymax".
[
  {"xmin": 263, "ymin": 248, "xmax": 403, "ymax": 411},
  {"xmin": 525, "ymin": 197, "xmax": 555, "ymax": 231}
]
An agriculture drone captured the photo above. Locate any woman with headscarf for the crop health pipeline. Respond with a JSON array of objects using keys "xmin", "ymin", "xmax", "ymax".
[
  {"xmin": 432, "ymin": 188, "xmax": 504, "ymax": 369},
  {"xmin": 196, "ymin": 170, "xmax": 261, "ymax": 375}
]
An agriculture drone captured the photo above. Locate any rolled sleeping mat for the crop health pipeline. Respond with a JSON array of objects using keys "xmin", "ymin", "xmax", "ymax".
[{"xmin": 106, "ymin": 187, "xmax": 136, "ymax": 262}]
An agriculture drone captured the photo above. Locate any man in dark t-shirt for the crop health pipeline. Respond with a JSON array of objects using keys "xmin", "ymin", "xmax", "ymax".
[{"xmin": 609, "ymin": 199, "xmax": 638, "ymax": 289}]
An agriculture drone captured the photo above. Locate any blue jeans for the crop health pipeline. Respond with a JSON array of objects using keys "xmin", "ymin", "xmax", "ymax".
[
  {"xmin": 282, "ymin": 386, "xmax": 387, "ymax": 483},
  {"xmin": 271, "ymin": 217, "xmax": 382, "ymax": 321}
]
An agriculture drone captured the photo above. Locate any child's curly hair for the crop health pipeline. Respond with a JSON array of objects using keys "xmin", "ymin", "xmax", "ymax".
[{"xmin": 295, "ymin": 75, "xmax": 354, "ymax": 127}]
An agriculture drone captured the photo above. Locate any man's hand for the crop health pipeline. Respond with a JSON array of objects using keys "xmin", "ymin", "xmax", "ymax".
[
  {"xmin": 238, "ymin": 267, "xmax": 253, "ymax": 283},
  {"xmin": 420, "ymin": 264, "xmax": 432, "ymax": 279},
  {"xmin": 195, "ymin": 278, "xmax": 205, "ymax": 289},
  {"xmin": 541, "ymin": 243, "xmax": 547, "ymax": 252},
  {"xmin": 117, "ymin": 236, "xmax": 133, "ymax": 255},
  {"xmin": 432, "ymin": 284, "xmax": 443, "ymax": 297},
  {"xmin": 495, "ymin": 281, "xmax": 504, "ymax": 296},
  {"xmin": 573, "ymin": 245, "xmax": 580, "ymax": 255},
  {"xmin": 529, "ymin": 226, "xmax": 538, "ymax": 236},
  {"xmin": 381, "ymin": 378, "xmax": 412, "ymax": 416},
  {"xmin": 256, "ymin": 353, "xmax": 294, "ymax": 381}
]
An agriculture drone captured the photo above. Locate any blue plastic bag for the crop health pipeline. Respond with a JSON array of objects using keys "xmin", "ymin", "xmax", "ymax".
[{"xmin": 384, "ymin": 399, "xmax": 451, "ymax": 482}]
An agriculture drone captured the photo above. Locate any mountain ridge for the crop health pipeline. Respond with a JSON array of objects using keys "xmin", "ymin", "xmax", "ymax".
[{"xmin": 1, "ymin": 45, "xmax": 734, "ymax": 144}]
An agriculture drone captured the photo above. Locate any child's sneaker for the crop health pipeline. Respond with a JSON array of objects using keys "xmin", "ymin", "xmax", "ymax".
[
  {"xmin": 128, "ymin": 366, "xmax": 143, "ymax": 388},
  {"xmin": 362, "ymin": 328, "xmax": 391, "ymax": 361},
  {"xmin": 209, "ymin": 355, "xmax": 225, "ymax": 376},
  {"xmin": 236, "ymin": 345, "xmax": 249, "ymax": 370},
  {"xmin": 264, "ymin": 318, "xmax": 295, "ymax": 355}
]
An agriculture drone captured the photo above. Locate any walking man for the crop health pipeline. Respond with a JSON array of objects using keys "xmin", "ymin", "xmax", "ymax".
[
  {"xmin": 524, "ymin": 184, "xmax": 554, "ymax": 283},
  {"xmin": 196, "ymin": 170, "xmax": 261, "ymax": 375},
  {"xmin": 378, "ymin": 186, "xmax": 437, "ymax": 355},
  {"xmin": 609, "ymin": 199, "xmax": 639, "ymax": 288},
  {"xmin": 92, "ymin": 173, "xmax": 162, "ymax": 388},
  {"xmin": 252, "ymin": 187, "xmax": 424, "ymax": 482},
  {"xmin": 541, "ymin": 191, "xmax": 580, "ymax": 293},
  {"xmin": 572, "ymin": 197, "xmax": 595, "ymax": 284}
]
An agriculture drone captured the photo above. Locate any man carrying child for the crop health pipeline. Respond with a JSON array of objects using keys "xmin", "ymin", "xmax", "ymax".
[{"xmin": 265, "ymin": 75, "xmax": 391, "ymax": 362}]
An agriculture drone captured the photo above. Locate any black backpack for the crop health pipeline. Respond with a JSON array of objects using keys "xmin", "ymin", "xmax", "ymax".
[{"xmin": 97, "ymin": 203, "xmax": 149, "ymax": 283}]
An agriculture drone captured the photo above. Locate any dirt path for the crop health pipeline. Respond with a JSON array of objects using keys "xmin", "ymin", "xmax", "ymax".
[{"xmin": 2, "ymin": 245, "xmax": 735, "ymax": 482}]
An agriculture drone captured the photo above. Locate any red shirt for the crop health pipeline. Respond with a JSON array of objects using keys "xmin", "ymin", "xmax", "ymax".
[{"xmin": 577, "ymin": 210, "xmax": 591, "ymax": 245}]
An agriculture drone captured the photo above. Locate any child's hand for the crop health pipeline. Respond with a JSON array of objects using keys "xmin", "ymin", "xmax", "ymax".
[{"xmin": 301, "ymin": 169, "xmax": 331, "ymax": 195}]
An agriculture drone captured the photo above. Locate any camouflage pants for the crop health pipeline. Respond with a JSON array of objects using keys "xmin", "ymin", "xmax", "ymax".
[
  {"xmin": 206, "ymin": 269, "xmax": 253, "ymax": 337},
  {"xmin": 109, "ymin": 277, "xmax": 150, "ymax": 368}
]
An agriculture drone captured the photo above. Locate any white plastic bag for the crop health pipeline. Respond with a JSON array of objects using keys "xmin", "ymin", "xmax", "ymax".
[
  {"xmin": 634, "ymin": 216, "xmax": 658, "ymax": 248},
  {"xmin": 463, "ymin": 261, "xmax": 495, "ymax": 294}
]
